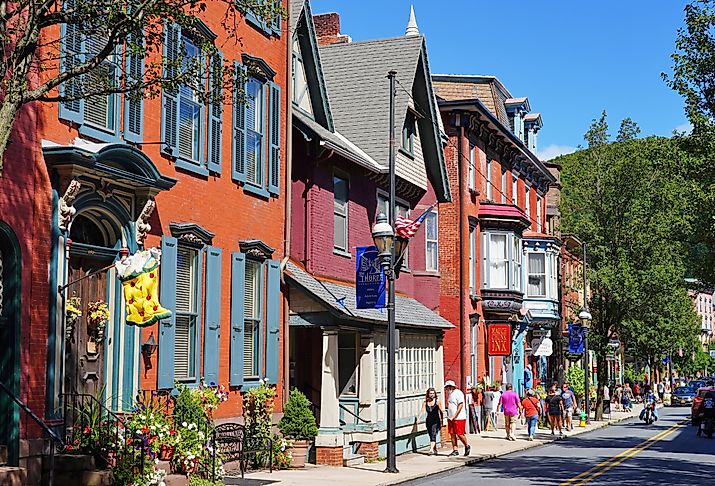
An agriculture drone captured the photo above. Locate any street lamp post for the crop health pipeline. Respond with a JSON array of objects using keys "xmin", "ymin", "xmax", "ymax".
[
  {"xmin": 371, "ymin": 70, "xmax": 399, "ymax": 473},
  {"xmin": 578, "ymin": 242, "xmax": 592, "ymax": 423}
]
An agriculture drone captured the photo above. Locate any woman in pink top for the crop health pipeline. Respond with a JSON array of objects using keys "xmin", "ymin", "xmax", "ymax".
[{"xmin": 498, "ymin": 383, "xmax": 522, "ymax": 441}]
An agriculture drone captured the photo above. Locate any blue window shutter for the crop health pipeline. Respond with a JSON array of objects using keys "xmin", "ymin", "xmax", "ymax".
[
  {"xmin": 59, "ymin": 0, "xmax": 84, "ymax": 123},
  {"xmin": 268, "ymin": 82, "xmax": 281, "ymax": 196},
  {"xmin": 161, "ymin": 23, "xmax": 181, "ymax": 156},
  {"xmin": 230, "ymin": 252, "xmax": 246, "ymax": 386},
  {"xmin": 203, "ymin": 246, "xmax": 222, "ymax": 385},
  {"xmin": 265, "ymin": 259, "xmax": 281, "ymax": 385},
  {"xmin": 158, "ymin": 236, "xmax": 178, "ymax": 389},
  {"xmin": 271, "ymin": 0, "xmax": 282, "ymax": 36},
  {"xmin": 232, "ymin": 62, "xmax": 247, "ymax": 182},
  {"xmin": 124, "ymin": 34, "xmax": 144, "ymax": 143},
  {"xmin": 207, "ymin": 52, "xmax": 224, "ymax": 174}
]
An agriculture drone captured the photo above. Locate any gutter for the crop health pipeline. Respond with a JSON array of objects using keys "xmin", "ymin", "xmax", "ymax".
[{"xmin": 282, "ymin": 2, "xmax": 293, "ymax": 404}]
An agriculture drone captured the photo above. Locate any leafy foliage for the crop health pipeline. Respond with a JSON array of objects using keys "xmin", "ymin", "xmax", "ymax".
[
  {"xmin": 278, "ymin": 389, "xmax": 318, "ymax": 441},
  {"xmin": 242, "ymin": 382, "xmax": 291, "ymax": 469},
  {"xmin": 566, "ymin": 366, "xmax": 586, "ymax": 401},
  {"xmin": 557, "ymin": 112, "xmax": 700, "ymax": 418}
]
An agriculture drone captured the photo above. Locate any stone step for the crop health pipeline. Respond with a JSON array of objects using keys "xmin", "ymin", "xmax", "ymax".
[
  {"xmin": 343, "ymin": 453, "xmax": 364, "ymax": 467},
  {"xmin": 164, "ymin": 473, "xmax": 189, "ymax": 486},
  {"xmin": 51, "ymin": 469, "xmax": 112, "ymax": 486},
  {"xmin": 50, "ymin": 453, "xmax": 96, "ymax": 472},
  {"xmin": 0, "ymin": 466, "xmax": 27, "ymax": 486},
  {"xmin": 0, "ymin": 445, "xmax": 7, "ymax": 466}
]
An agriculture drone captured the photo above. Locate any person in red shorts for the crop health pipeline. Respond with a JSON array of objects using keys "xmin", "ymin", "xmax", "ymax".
[{"xmin": 445, "ymin": 380, "xmax": 471, "ymax": 457}]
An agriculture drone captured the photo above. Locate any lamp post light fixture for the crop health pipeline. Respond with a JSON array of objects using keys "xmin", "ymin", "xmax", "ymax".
[{"xmin": 372, "ymin": 213, "xmax": 394, "ymax": 264}]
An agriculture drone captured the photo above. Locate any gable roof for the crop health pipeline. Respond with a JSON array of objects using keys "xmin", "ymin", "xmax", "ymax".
[
  {"xmin": 290, "ymin": 0, "xmax": 333, "ymax": 131},
  {"xmin": 318, "ymin": 35, "xmax": 451, "ymax": 202}
]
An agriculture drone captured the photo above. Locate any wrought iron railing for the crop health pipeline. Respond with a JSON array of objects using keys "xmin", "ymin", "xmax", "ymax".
[
  {"xmin": 61, "ymin": 392, "xmax": 145, "ymax": 478},
  {"xmin": 0, "ymin": 381, "xmax": 64, "ymax": 486}
]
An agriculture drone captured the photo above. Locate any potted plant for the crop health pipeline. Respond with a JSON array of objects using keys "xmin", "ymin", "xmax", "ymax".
[{"xmin": 278, "ymin": 389, "xmax": 318, "ymax": 468}]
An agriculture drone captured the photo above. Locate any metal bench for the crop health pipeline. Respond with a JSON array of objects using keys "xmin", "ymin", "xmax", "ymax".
[{"xmin": 214, "ymin": 423, "xmax": 273, "ymax": 478}]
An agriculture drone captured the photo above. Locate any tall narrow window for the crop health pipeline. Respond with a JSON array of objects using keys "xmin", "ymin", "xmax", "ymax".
[
  {"xmin": 513, "ymin": 236, "xmax": 522, "ymax": 292},
  {"xmin": 501, "ymin": 169, "xmax": 507, "ymax": 203},
  {"xmin": 550, "ymin": 253, "xmax": 558, "ymax": 298},
  {"xmin": 175, "ymin": 245, "xmax": 199, "ymax": 380},
  {"xmin": 486, "ymin": 159, "xmax": 493, "ymax": 201},
  {"xmin": 489, "ymin": 234, "xmax": 508, "ymax": 289},
  {"xmin": 84, "ymin": 31, "xmax": 117, "ymax": 131},
  {"xmin": 338, "ymin": 332, "xmax": 358, "ymax": 395},
  {"xmin": 244, "ymin": 260, "xmax": 262, "ymax": 378},
  {"xmin": 469, "ymin": 226, "xmax": 476, "ymax": 294},
  {"xmin": 177, "ymin": 36, "xmax": 203, "ymax": 161},
  {"xmin": 246, "ymin": 77, "xmax": 265, "ymax": 185},
  {"xmin": 333, "ymin": 174, "xmax": 349, "ymax": 252},
  {"xmin": 525, "ymin": 184, "xmax": 531, "ymax": 226},
  {"xmin": 468, "ymin": 145, "xmax": 475, "ymax": 191},
  {"xmin": 425, "ymin": 212, "xmax": 438, "ymax": 271},
  {"xmin": 292, "ymin": 34, "xmax": 313, "ymax": 114},
  {"xmin": 536, "ymin": 194, "xmax": 543, "ymax": 232},
  {"xmin": 527, "ymin": 253, "xmax": 546, "ymax": 297},
  {"xmin": 512, "ymin": 174, "xmax": 518, "ymax": 206},
  {"xmin": 401, "ymin": 113, "xmax": 415, "ymax": 155}
]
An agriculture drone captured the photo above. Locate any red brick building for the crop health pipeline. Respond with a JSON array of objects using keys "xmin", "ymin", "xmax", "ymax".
[
  {"xmin": 0, "ymin": 2, "xmax": 288, "ymax": 476},
  {"xmin": 433, "ymin": 75, "xmax": 556, "ymax": 396}
]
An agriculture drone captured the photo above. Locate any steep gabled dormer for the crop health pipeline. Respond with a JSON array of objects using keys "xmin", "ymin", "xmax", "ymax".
[
  {"xmin": 505, "ymin": 97, "xmax": 530, "ymax": 143},
  {"xmin": 523, "ymin": 113, "xmax": 543, "ymax": 154}
]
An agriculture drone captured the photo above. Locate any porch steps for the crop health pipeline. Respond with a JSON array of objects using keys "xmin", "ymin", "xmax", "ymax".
[
  {"xmin": 342, "ymin": 453, "xmax": 364, "ymax": 467},
  {"xmin": 0, "ymin": 445, "xmax": 27, "ymax": 486},
  {"xmin": 156, "ymin": 460, "xmax": 190, "ymax": 486}
]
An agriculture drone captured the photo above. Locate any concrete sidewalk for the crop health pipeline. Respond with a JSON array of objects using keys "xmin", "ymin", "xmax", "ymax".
[{"xmin": 231, "ymin": 407, "xmax": 649, "ymax": 486}]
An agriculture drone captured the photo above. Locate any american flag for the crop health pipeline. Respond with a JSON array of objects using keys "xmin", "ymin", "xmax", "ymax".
[{"xmin": 394, "ymin": 204, "xmax": 436, "ymax": 239}]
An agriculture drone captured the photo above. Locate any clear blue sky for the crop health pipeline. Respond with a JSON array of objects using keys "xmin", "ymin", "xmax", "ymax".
[{"xmin": 311, "ymin": 0, "xmax": 691, "ymax": 160}]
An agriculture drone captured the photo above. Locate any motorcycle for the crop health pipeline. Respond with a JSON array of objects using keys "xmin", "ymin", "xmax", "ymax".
[{"xmin": 641, "ymin": 403, "xmax": 656, "ymax": 425}]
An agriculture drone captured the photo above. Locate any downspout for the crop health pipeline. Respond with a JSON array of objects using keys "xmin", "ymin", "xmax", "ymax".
[
  {"xmin": 457, "ymin": 116, "xmax": 468, "ymax": 392},
  {"xmin": 281, "ymin": 4, "xmax": 293, "ymax": 404}
]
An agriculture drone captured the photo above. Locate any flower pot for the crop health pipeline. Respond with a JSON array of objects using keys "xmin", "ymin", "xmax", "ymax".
[
  {"xmin": 290, "ymin": 440, "xmax": 310, "ymax": 468},
  {"xmin": 159, "ymin": 445, "xmax": 175, "ymax": 461}
]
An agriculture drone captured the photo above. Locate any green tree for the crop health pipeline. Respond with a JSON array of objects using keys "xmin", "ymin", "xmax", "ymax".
[
  {"xmin": 0, "ymin": 0, "xmax": 282, "ymax": 171},
  {"xmin": 557, "ymin": 114, "xmax": 697, "ymax": 419},
  {"xmin": 616, "ymin": 118, "xmax": 641, "ymax": 142}
]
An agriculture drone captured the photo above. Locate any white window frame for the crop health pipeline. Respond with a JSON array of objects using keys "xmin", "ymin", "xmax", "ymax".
[
  {"xmin": 527, "ymin": 252, "xmax": 547, "ymax": 298},
  {"xmin": 536, "ymin": 194, "xmax": 543, "ymax": 233},
  {"xmin": 468, "ymin": 144, "xmax": 475, "ymax": 191},
  {"xmin": 244, "ymin": 258, "xmax": 263, "ymax": 379},
  {"xmin": 376, "ymin": 333, "xmax": 436, "ymax": 398},
  {"xmin": 525, "ymin": 183, "xmax": 531, "ymax": 224},
  {"xmin": 512, "ymin": 174, "xmax": 518, "ymax": 207},
  {"xmin": 469, "ymin": 225, "xmax": 476, "ymax": 295},
  {"xmin": 486, "ymin": 159, "xmax": 493, "ymax": 201},
  {"xmin": 501, "ymin": 169, "xmax": 507, "ymax": 203},
  {"xmin": 481, "ymin": 231, "xmax": 521, "ymax": 291},
  {"xmin": 175, "ymin": 244, "xmax": 200, "ymax": 382},
  {"xmin": 333, "ymin": 172, "xmax": 349, "ymax": 253},
  {"xmin": 513, "ymin": 235, "xmax": 522, "ymax": 292},
  {"xmin": 425, "ymin": 211, "xmax": 439, "ymax": 271},
  {"xmin": 246, "ymin": 76, "xmax": 265, "ymax": 186}
]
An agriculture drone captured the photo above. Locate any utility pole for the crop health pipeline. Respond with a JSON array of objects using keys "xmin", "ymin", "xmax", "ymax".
[
  {"xmin": 582, "ymin": 242, "xmax": 592, "ymax": 424},
  {"xmin": 385, "ymin": 70, "xmax": 398, "ymax": 474}
]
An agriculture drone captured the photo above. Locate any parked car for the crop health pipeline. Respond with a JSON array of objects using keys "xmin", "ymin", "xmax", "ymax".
[
  {"xmin": 689, "ymin": 380, "xmax": 706, "ymax": 390},
  {"xmin": 691, "ymin": 387, "xmax": 715, "ymax": 426},
  {"xmin": 672, "ymin": 386, "xmax": 697, "ymax": 407}
]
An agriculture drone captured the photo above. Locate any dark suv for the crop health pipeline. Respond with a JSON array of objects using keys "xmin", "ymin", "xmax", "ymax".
[{"xmin": 691, "ymin": 387, "xmax": 715, "ymax": 426}]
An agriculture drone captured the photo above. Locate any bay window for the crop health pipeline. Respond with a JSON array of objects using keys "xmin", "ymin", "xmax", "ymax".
[{"xmin": 481, "ymin": 231, "xmax": 522, "ymax": 292}]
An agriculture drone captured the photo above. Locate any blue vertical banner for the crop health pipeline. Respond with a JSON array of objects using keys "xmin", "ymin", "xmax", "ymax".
[
  {"xmin": 356, "ymin": 246, "xmax": 386, "ymax": 309},
  {"xmin": 568, "ymin": 323, "xmax": 584, "ymax": 354}
]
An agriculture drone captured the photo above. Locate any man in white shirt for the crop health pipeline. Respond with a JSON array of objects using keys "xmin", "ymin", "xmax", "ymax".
[{"xmin": 445, "ymin": 380, "xmax": 471, "ymax": 457}]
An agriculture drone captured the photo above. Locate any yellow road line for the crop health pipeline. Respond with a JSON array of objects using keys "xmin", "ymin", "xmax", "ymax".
[{"xmin": 559, "ymin": 419, "xmax": 688, "ymax": 486}]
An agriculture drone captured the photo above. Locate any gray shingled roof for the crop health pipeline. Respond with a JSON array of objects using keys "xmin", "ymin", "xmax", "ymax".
[
  {"xmin": 290, "ymin": 0, "xmax": 304, "ymax": 32},
  {"xmin": 318, "ymin": 36, "xmax": 422, "ymax": 169},
  {"xmin": 285, "ymin": 261, "xmax": 453, "ymax": 330}
]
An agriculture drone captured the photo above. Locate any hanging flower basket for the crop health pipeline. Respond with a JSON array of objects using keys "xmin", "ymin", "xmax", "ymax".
[
  {"xmin": 65, "ymin": 295, "xmax": 82, "ymax": 342},
  {"xmin": 87, "ymin": 300, "xmax": 110, "ymax": 345}
]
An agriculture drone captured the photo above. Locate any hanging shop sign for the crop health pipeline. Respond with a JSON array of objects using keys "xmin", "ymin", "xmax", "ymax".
[
  {"xmin": 488, "ymin": 323, "xmax": 512, "ymax": 356},
  {"xmin": 115, "ymin": 248, "xmax": 172, "ymax": 327},
  {"xmin": 355, "ymin": 245, "xmax": 386, "ymax": 309},
  {"xmin": 531, "ymin": 337, "xmax": 554, "ymax": 357}
]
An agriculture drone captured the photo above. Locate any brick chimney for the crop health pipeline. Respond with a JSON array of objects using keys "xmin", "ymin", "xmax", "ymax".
[{"xmin": 313, "ymin": 12, "xmax": 351, "ymax": 46}]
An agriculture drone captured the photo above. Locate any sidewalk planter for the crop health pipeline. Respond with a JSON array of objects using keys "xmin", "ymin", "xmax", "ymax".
[
  {"xmin": 278, "ymin": 390, "xmax": 318, "ymax": 468},
  {"xmin": 290, "ymin": 440, "xmax": 310, "ymax": 468},
  {"xmin": 158, "ymin": 445, "xmax": 174, "ymax": 461}
]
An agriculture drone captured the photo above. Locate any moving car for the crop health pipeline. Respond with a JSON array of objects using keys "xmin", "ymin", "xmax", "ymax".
[
  {"xmin": 689, "ymin": 380, "xmax": 706, "ymax": 390},
  {"xmin": 672, "ymin": 386, "xmax": 697, "ymax": 407},
  {"xmin": 691, "ymin": 386, "xmax": 715, "ymax": 426}
]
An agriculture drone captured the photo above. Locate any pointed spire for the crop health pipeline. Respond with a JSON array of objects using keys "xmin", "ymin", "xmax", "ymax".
[{"xmin": 405, "ymin": 5, "xmax": 419, "ymax": 36}]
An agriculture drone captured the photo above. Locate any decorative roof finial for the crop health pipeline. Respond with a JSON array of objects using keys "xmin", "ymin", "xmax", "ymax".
[{"xmin": 405, "ymin": 5, "xmax": 419, "ymax": 36}]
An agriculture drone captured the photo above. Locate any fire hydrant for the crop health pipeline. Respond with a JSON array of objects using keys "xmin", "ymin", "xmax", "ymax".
[{"xmin": 579, "ymin": 411, "xmax": 587, "ymax": 428}]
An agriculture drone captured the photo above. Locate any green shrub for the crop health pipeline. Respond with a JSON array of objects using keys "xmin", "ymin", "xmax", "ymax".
[
  {"xmin": 567, "ymin": 366, "xmax": 585, "ymax": 401},
  {"xmin": 278, "ymin": 390, "xmax": 318, "ymax": 440}
]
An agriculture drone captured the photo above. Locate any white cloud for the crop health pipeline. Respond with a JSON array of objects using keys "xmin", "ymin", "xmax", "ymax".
[
  {"xmin": 536, "ymin": 144, "xmax": 577, "ymax": 161},
  {"xmin": 673, "ymin": 123, "xmax": 693, "ymax": 135}
]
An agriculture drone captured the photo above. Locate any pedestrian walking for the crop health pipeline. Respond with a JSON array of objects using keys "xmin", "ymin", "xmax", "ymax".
[
  {"xmin": 614, "ymin": 383, "xmax": 623, "ymax": 412},
  {"xmin": 489, "ymin": 385, "xmax": 502, "ymax": 431},
  {"xmin": 545, "ymin": 386, "xmax": 565, "ymax": 437},
  {"xmin": 561, "ymin": 383, "xmax": 575, "ymax": 431},
  {"xmin": 469, "ymin": 386, "xmax": 484, "ymax": 434},
  {"xmin": 444, "ymin": 380, "xmax": 471, "ymax": 457},
  {"xmin": 419, "ymin": 387, "xmax": 444, "ymax": 455},
  {"xmin": 498, "ymin": 383, "xmax": 522, "ymax": 441},
  {"xmin": 521, "ymin": 389, "xmax": 542, "ymax": 441},
  {"xmin": 622, "ymin": 383, "xmax": 633, "ymax": 412}
]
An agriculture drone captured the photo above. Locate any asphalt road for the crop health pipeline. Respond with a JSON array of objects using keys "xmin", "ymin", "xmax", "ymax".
[{"xmin": 406, "ymin": 407, "xmax": 714, "ymax": 486}]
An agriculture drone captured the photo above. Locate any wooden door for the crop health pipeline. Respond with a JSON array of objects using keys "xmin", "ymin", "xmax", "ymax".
[{"xmin": 65, "ymin": 256, "xmax": 109, "ymax": 398}]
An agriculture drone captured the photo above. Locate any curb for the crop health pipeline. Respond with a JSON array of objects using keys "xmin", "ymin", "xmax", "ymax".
[{"xmin": 384, "ymin": 412, "xmax": 643, "ymax": 486}]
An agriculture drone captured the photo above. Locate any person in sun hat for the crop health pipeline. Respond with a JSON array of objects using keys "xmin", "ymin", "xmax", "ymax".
[{"xmin": 444, "ymin": 380, "xmax": 471, "ymax": 457}]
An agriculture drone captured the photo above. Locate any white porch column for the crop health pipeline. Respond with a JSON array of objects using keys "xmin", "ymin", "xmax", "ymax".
[
  {"xmin": 358, "ymin": 333, "xmax": 376, "ymax": 425},
  {"xmin": 316, "ymin": 329, "xmax": 341, "ymax": 446},
  {"xmin": 435, "ymin": 335, "xmax": 445, "ymax": 405}
]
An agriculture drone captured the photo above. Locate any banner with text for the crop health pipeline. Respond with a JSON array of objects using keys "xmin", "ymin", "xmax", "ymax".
[
  {"xmin": 568, "ymin": 323, "xmax": 584, "ymax": 354},
  {"xmin": 356, "ymin": 246, "xmax": 386, "ymax": 309}
]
